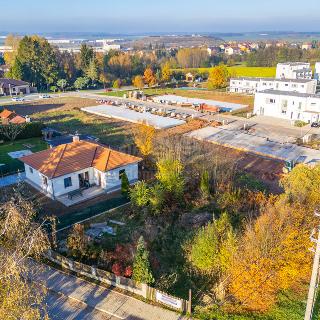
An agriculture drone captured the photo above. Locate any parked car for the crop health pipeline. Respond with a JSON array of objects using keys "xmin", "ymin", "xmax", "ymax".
[
  {"xmin": 105, "ymin": 88, "xmax": 113, "ymax": 92},
  {"xmin": 311, "ymin": 122, "xmax": 320, "ymax": 128},
  {"xmin": 12, "ymin": 97, "xmax": 25, "ymax": 102},
  {"xmin": 39, "ymin": 94, "xmax": 51, "ymax": 99}
]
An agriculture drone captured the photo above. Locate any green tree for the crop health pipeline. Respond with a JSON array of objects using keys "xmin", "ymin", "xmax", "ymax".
[
  {"xmin": 130, "ymin": 181, "xmax": 150, "ymax": 208},
  {"xmin": 149, "ymin": 183, "xmax": 166, "ymax": 214},
  {"xmin": 79, "ymin": 44, "xmax": 94, "ymax": 72},
  {"xmin": 156, "ymin": 158, "xmax": 185, "ymax": 200},
  {"xmin": 74, "ymin": 77, "xmax": 90, "ymax": 90},
  {"xmin": 132, "ymin": 236, "xmax": 154, "ymax": 285},
  {"xmin": 200, "ymin": 170, "xmax": 210, "ymax": 200},
  {"xmin": 86, "ymin": 59, "xmax": 99, "ymax": 84},
  {"xmin": 9, "ymin": 58, "xmax": 23, "ymax": 80},
  {"xmin": 121, "ymin": 171, "xmax": 130, "ymax": 197},
  {"xmin": 189, "ymin": 212, "xmax": 236, "ymax": 274},
  {"xmin": 113, "ymin": 79, "xmax": 122, "ymax": 89},
  {"xmin": 13, "ymin": 35, "xmax": 59, "ymax": 89},
  {"xmin": 207, "ymin": 65, "xmax": 230, "ymax": 90},
  {"xmin": 57, "ymin": 79, "xmax": 67, "ymax": 92}
]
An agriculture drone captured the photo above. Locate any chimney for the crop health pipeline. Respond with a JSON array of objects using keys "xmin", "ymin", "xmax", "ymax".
[{"xmin": 73, "ymin": 135, "xmax": 80, "ymax": 143}]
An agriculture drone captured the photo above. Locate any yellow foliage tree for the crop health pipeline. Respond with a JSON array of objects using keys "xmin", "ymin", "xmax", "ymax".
[
  {"xmin": 228, "ymin": 198, "xmax": 313, "ymax": 312},
  {"xmin": 207, "ymin": 65, "xmax": 230, "ymax": 90},
  {"xmin": 133, "ymin": 75, "xmax": 145, "ymax": 89},
  {"xmin": 161, "ymin": 62, "xmax": 172, "ymax": 82},
  {"xmin": 143, "ymin": 67, "xmax": 157, "ymax": 87},
  {"xmin": 133, "ymin": 122, "xmax": 156, "ymax": 157},
  {"xmin": 3, "ymin": 34, "xmax": 21, "ymax": 66}
]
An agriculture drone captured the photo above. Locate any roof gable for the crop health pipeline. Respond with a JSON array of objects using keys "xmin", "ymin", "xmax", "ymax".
[{"xmin": 20, "ymin": 141, "xmax": 142, "ymax": 178}]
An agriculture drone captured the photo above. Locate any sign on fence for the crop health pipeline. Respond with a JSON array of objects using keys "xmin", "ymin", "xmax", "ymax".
[{"xmin": 156, "ymin": 291, "xmax": 182, "ymax": 309}]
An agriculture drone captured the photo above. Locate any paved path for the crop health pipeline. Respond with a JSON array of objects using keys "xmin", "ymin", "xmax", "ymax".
[
  {"xmin": 33, "ymin": 263, "xmax": 187, "ymax": 320},
  {"xmin": 0, "ymin": 172, "xmax": 25, "ymax": 187}
]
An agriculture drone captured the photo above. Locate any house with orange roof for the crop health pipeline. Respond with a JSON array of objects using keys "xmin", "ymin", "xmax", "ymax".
[
  {"xmin": 0, "ymin": 109, "xmax": 28, "ymax": 124},
  {"xmin": 20, "ymin": 137, "xmax": 142, "ymax": 203}
]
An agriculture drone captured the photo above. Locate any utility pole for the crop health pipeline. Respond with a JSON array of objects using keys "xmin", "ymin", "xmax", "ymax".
[{"xmin": 304, "ymin": 211, "xmax": 320, "ymax": 320}]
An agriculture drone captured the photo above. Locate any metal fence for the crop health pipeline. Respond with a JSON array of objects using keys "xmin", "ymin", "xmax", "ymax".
[{"xmin": 45, "ymin": 249, "xmax": 190, "ymax": 313}]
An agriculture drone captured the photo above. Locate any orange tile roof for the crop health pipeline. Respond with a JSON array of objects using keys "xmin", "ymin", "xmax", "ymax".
[
  {"xmin": 0, "ymin": 109, "xmax": 15, "ymax": 119},
  {"xmin": 20, "ymin": 140, "xmax": 142, "ymax": 178},
  {"xmin": 9, "ymin": 115, "xmax": 26, "ymax": 124}
]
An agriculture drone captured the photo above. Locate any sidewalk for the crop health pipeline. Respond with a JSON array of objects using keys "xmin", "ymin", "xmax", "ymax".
[{"xmin": 33, "ymin": 262, "xmax": 187, "ymax": 320}]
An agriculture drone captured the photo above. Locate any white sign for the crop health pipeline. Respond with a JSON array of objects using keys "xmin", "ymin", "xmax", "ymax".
[{"xmin": 155, "ymin": 291, "xmax": 182, "ymax": 309}]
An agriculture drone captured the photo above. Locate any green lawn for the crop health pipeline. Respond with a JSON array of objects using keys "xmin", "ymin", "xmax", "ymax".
[
  {"xmin": 31, "ymin": 108, "xmax": 134, "ymax": 148},
  {"xmin": 0, "ymin": 137, "xmax": 47, "ymax": 175},
  {"xmin": 172, "ymin": 66, "xmax": 276, "ymax": 78}
]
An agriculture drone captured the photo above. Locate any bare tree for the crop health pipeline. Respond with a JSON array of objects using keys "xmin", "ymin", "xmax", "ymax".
[
  {"xmin": 0, "ymin": 123, "xmax": 26, "ymax": 141},
  {"xmin": 0, "ymin": 192, "xmax": 52, "ymax": 319}
]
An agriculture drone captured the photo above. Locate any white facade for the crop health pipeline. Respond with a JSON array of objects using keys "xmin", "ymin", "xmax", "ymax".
[
  {"xmin": 24, "ymin": 163, "xmax": 139, "ymax": 198},
  {"xmin": 254, "ymin": 89, "xmax": 320, "ymax": 123},
  {"xmin": 229, "ymin": 78, "xmax": 317, "ymax": 95},
  {"xmin": 276, "ymin": 62, "xmax": 312, "ymax": 80},
  {"xmin": 315, "ymin": 62, "xmax": 320, "ymax": 82}
]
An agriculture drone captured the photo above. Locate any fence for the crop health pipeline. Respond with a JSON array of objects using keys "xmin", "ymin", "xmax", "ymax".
[{"xmin": 45, "ymin": 249, "xmax": 190, "ymax": 313}]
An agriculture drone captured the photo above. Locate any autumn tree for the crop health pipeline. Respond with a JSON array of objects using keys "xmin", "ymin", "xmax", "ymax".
[
  {"xmin": 161, "ymin": 62, "xmax": 172, "ymax": 82},
  {"xmin": 143, "ymin": 67, "xmax": 157, "ymax": 87},
  {"xmin": 280, "ymin": 163, "xmax": 320, "ymax": 210},
  {"xmin": 67, "ymin": 223, "xmax": 88, "ymax": 259},
  {"xmin": 228, "ymin": 199, "xmax": 314, "ymax": 312},
  {"xmin": 176, "ymin": 48, "xmax": 209, "ymax": 68},
  {"xmin": 3, "ymin": 34, "xmax": 21, "ymax": 66},
  {"xmin": 133, "ymin": 122, "xmax": 155, "ymax": 157},
  {"xmin": 132, "ymin": 236, "xmax": 154, "ymax": 285},
  {"xmin": 74, "ymin": 76, "xmax": 90, "ymax": 90},
  {"xmin": 207, "ymin": 65, "xmax": 230, "ymax": 90},
  {"xmin": 133, "ymin": 75, "xmax": 145, "ymax": 89},
  {"xmin": 113, "ymin": 79, "xmax": 122, "ymax": 89},
  {"xmin": 0, "ymin": 194, "xmax": 51, "ymax": 319}
]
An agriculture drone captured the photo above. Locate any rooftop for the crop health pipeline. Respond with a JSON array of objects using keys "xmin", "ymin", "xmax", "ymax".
[
  {"xmin": 230, "ymin": 77, "xmax": 315, "ymax": 83},
  {"xmin": 277, "ymin": 62, "xmax": 310, "ymax": 66},
  {"xmin": 257, "ymin": 89, "xmax": 320, "ymax": 98},
  {"xmin": 0, "ymin": 78, "xmax": 29, "ymax": 88},
  {"xmin": 20, "ymin": 140, "xmax": 142, "ymax": 179}
]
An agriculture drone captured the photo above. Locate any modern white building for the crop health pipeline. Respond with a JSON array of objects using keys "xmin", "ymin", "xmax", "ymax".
[
  {"xmin": 315, "ymin": 62, "xmax": 320, "ymax": 82},
  {"xmin": 276, "ymin": 62, "xmax": 313, "ymax": 80},
  {"xmin": 229, "ymin": 77, "xmax": 317, "ymax": 95},
  {"xmin": 20, "ymin": 139, "xmax": 142, "ymax": 200},
  {"xmin": 254, "ymin": 89, "xmax": 320, "ymax": 123}
]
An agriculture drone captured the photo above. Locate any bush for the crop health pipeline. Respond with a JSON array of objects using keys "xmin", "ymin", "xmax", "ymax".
[{"xmin": 294, "ymin": 120, "xmax": 308, "ymax": 127}]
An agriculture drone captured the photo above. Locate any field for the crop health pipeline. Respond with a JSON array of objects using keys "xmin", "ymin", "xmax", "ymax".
[
  {"xmin": 13, "ymin": 97, "xmax": 137, "ymax": 148},
  {"xmin": 100, "ymin": 88, "xmax": 255, "ymax": 108},
  {"xmin": 173, "ymin": 66, "xmax": 277, "ymax": 78},
  {"xmin": 0, "ymin": 138, "xmax": 47, "ymax": 175}
]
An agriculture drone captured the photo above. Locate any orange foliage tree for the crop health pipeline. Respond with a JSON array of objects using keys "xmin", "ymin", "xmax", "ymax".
[{"xmin": 143, "ymin": 67, "xmax": 157, "ymax": 87}]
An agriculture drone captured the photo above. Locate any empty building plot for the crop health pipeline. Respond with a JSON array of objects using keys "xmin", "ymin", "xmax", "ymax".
[
  {"xmin": 187, "ymin": 126, "xmax": 320, "ymax": 165},
  {"xmin": 153, "ymin": 95, "xmax": 248, "ymax": 112},
  {"xmin": 82, "ymin": 105, "xmax": 185, "ymax": 129}
]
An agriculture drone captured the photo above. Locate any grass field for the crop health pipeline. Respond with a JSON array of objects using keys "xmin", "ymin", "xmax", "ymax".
[
  {"xmin": 0, "ymin": 138, "xmax": 47, "ymax": 175},
  {"xmin": 100, "ymin": 87, "xmax": 255, "ymax": 108},
  {"xmin": 173, "ymin": 66, "xmax": 277, "ymax": 78}
]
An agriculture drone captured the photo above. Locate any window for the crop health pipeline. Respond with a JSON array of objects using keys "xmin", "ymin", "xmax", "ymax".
[
  {"xmin": 298, "ymin": 102, "xmax": 302, "ymax": 110},
  {"xmin": 29, "ymin": 167, "xmax": 33, "ymax": 174},
  {"xmin": 119, "ymin": 169, "xmax": 126, "ymax": 180},
  {"xmin": 266, "ymin": 98, "xmax": 275, "ymax": 104},
  {"xmin": 64, "ymin": 177, "xmax": 72, "ymax": 188},
  {"xmin": 285, "ymin": 83, "xmax": 289, "ymax": 87}
]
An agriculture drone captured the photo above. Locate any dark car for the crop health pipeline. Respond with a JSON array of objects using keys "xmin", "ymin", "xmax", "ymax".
[{"xmin": 311, "ymin": 122, "xmax": 320, "ymax": 128}]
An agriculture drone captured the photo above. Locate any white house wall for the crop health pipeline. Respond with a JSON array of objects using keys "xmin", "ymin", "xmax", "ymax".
[
  {"xmin": 254, "ymin": 92, "xmax": 320, "ymax": 123},
  {"xmin": 103, "ymin": 163, "xmax": 139, "ymax": 192}
]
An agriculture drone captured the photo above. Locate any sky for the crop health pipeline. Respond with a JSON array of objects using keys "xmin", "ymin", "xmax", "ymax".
[{"xmin": 1, "ymin": 0, "xmax": 320, "ymax": 34}]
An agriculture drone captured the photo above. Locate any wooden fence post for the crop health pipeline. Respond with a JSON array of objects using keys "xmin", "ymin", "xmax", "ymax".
[{"xmin": 188, "ymin": 289, "xmax": 192, "ymax": 315}]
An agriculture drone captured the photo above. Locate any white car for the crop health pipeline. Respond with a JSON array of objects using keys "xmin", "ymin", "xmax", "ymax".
[
  {"xmin": 12, "ymin": 96, "xmax": 25, "ymax": 102},
  {"xmin": 39, "ymin": 94, "xmax": 51, "ymax": 99}
]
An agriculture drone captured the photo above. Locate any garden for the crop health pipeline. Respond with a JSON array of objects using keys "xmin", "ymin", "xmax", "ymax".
[{"xmin": 53, "ymin": 129, "xmax": 318, "ymax": 319}]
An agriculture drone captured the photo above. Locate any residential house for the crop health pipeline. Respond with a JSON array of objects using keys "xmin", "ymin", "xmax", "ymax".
[
  {"xmin": 229, "ymin": 77, "xmax": 317, "ymax": 95},
  {"xmin": 225, "ymin": 46, "xmax": 240, "ymax": 56},
  {"xmin": 302, "ymin": 43, "xmax": 313, "ymax": 50},
  {"xmin": 0, "ymin": 78, "xmax": 31, "ymax": 96},
  {"xmin": 254, "ymin": 89, "xmax": 320, "ymax": 123},
  {"xmin": 185, "ymin": 72, "xmax": 194, "ymax": 82},
  {"xmin": 20, "ymin": 139, "xmax": 142, "ymax": 201},
  {"xmin": 0, "ymin": 109, "xmax": 28, "ymax": 124},
  {"xmin": 276, "ymin": 62, "xmax": 313, "ymax": 80}
]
